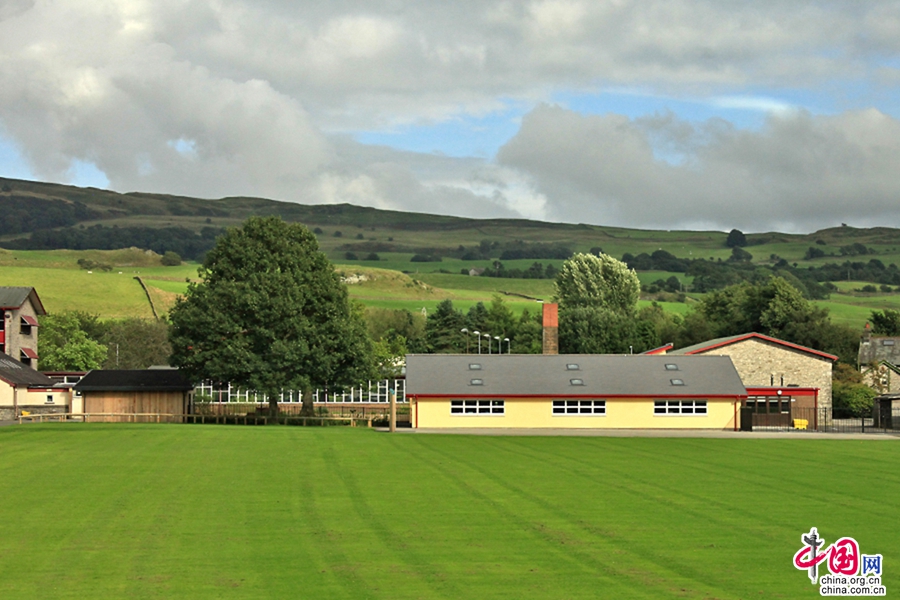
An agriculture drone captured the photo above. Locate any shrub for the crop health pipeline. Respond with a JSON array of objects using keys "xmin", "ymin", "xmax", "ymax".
[
  {"xmin": 161, "ymin": 251, "xmax": 182, "ymax": 266},
  {"xmin": 832, "ymin": 381, "xmax": 876, "ymax": 418}
]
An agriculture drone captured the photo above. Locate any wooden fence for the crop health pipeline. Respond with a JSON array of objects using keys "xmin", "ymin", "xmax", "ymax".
[{"xmin": 18, "ymin": 413, "xmax": 375, "ymax": 427}]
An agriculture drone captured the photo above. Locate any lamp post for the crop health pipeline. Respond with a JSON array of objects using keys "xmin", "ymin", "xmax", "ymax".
[
  {"xmin": 504, "ymin": 337, "xmax": 510, "ymax": 354},
  {"xmin": 473, "ymin": 330, "xmax": 481, "ymax": 354},
  {"xmin": 460, "ymin": 328, "xmax": 469, "ymax": 354},
  {"xmin": 485, "ymin": 333, "xmax": 492, "ymax": 354}
]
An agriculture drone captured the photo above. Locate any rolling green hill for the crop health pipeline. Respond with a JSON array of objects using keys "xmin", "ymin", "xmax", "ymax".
[
  {"xmin": 2, "ymin": 176, "xmax": 899, "ymax": 329},
  {"xmin": 6, "ymin": 175, "xmax": 900, "ymax": 267}
]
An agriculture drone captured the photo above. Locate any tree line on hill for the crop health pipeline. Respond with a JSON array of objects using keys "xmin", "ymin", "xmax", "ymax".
[
  {"xmin": 1, "ymin": 224, "xmax": 224, "ymax": 260},
  {"xmin": 0, "ymin": 196, "xmax": 100, "ymax": 236}
]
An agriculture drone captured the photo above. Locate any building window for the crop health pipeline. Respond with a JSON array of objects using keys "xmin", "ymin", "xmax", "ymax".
[
  {"xmin": 552, "ymin": 400, "xmax": 605, "ymax": 415},
  {"xmin": 46, "ymin": 395, "xmax": 54, "ymax": 404},
  {"xmin": 747, "ymin": 396, "xmax": 791, "ymax": 414},
  {"xmin": 665, "ymin": 364, "xmax": 679, "ymax": 371},
  {"xmin": 450, "ymin": 400, "xmax": 504, "ymax": 415},
  {"xmin": 654, "ymin": 400, "xmax": 707, "ymax": 415}
]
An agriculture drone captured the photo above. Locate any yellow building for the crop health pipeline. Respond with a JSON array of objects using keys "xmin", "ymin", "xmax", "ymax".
[
  {"xmin": 0, "ymin": 354, "xmax": 69, "ymax": 420},
  {"xmin": 406, "ymin": 354, "xmax": 747, "ymax": 430}
]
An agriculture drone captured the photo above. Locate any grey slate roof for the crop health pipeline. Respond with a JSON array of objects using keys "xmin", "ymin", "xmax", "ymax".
[
  {"xmin": 405, "ymin": 354, "xmax": 747, "ymax": 397},
  {"xmin": 0, "ymin": 354, "xmax": 56, "ymax": 387},
  {"xmin": 858, "ymin": 336, "xmax": 900, "ymax": 366},
  {"xmin": 0, "ymin": 286, "xmax": 46, "ymax": 314},
  {"xmin": 74, "ymin": 370, "xmax": 194, "ymax": 392},
  {"xmin": 672, "ymin": 332, "xmax": 837, "ymax": 361}
]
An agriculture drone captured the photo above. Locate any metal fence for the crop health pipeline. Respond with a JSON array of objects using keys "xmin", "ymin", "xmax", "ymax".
[
  {"xmin": 741, "ymin": 406, "xmax": 900, "ymax": 434},
  {"xmin": 194, "ymin": 379, "xmax": 407, "ymax": 404}
]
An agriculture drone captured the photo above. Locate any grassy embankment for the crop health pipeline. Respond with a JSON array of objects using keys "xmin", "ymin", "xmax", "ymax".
[{"xmin": 0, "ymin": 424, "xmax": 896, "ymax": 599}]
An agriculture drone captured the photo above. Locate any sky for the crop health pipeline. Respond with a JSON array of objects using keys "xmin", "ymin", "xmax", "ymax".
[{"xmin": 1, "ymin": 1, "xmax": 900, "ymax": 233}]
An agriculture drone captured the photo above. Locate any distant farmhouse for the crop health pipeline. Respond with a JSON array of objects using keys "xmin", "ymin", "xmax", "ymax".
[
  {"xmin": 859, "ymin": 334, "xmax": 900, "ymax": 394},
  {"xmin": 0, "ymin": 286, "xmax": 44, "ymax": 368}
]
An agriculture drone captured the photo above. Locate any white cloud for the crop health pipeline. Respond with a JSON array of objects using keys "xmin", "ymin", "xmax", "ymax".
[
  {"xmin": 0, "ymin": 0, "xmax": 897, "ymax": 231},
  {"xmin": 497, "ymin": 104, "xmax": 900, "ymax": 232}
]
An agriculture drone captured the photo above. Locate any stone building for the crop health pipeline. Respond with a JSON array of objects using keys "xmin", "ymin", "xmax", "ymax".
[
  {"xmin": 670, "ymin": 332, "xmax": 837, "ymax": 410},
  {"xmin": 0, "ymin": 287, "xmax": 45, "ymax": 369}
]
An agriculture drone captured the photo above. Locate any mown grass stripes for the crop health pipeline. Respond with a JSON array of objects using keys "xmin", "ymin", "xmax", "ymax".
[{"xmin": 0, "ymin": 425, "xmax": 896, "ymax": 599}]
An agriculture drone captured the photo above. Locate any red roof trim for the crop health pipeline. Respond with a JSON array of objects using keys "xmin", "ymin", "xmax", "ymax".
[
  {"xmin": 21, "ymin": 315, "xmax": 39, "ymax": 326},
  {"xmin": 682, "ymin": 333, "xmax": 838, "ymax": 361},
  {"xmin": 414, "ymin": 393, "xmax": 747, "ymax": 399},
  {"xmin": 745, "ymin": 386, "xmax": 819, "ymax": 394},
  {"xmin": 20, "ymin": 347, "xmax": 38, "ymax": 359},
  {"xmin": 642, "ymin": 343, "xmax": 673, "ymax": 355}
]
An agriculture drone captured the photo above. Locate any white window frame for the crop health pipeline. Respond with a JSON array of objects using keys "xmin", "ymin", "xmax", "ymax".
[
  {"xmin": 653, "ymin": 400, "xmax": 708, "ymax": 416},
  {"xmin": 552, "ymin": 400, "xmax": 606, "ymax": 416},
  {"xmin": 450, "ymin": 400, "xmax": 505, "ymax": 416}
]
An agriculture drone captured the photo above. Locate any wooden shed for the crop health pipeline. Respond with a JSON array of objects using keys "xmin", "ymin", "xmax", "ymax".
[{"xmin": 74, "ymin": 369, "xmax": 193, "ymax": 422}]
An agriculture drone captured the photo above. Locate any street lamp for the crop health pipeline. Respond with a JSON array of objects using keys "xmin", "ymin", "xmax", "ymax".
[
  {"xmin": 484, "ymin": 333, "xmax": 492, "ymax": 354},
  {"xmin": 504, "ymin": 337, "xmax": 510, "ymax": 354},
  {"xmin": 473, "ymin": 330, "xmax": 481, "ymax": 354},
  {"xmin": 460, "ymin": 328, "xmax": 469, "ymax": 354}
]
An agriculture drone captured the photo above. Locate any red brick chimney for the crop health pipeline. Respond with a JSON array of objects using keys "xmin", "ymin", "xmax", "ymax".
[{"xmin": 542, "ymin": 303, "xmax": 558, "ymax": 355}]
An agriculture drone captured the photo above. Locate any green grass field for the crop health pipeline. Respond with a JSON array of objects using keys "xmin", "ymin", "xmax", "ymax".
[{"xmin": 0, "ymin": 425, "xmax": 895, "ymax": 599}]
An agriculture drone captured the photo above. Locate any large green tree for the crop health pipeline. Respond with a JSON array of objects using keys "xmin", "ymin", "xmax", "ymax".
[
  {"xmin": 168, "ymin": 216, "xmax": 374, "ymax": 416},
  {"xmin": 38, "ymin": 312, "xmax": 108, "ymax": 371},
  {"xmin": 692, "ymin": 276, "xmax": 858, "ymax": 363}
]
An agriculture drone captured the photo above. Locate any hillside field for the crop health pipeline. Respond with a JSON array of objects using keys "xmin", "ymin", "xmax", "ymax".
[
  {"xmin": 0, "ymin": 248, "xmax": 893, "ymax": 328},
  {"xmin": 0, "ymin": 424, "xmax": 895, "ymax": 599}
]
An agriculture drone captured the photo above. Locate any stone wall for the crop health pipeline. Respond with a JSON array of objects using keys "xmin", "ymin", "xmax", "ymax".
[
  {"xmin": 0, "ymin": 405, "xmax": 67, "ymax": 420},
  {"xmin": 695, "ymin": 338, "xmax": 834, "ymax": 409}
]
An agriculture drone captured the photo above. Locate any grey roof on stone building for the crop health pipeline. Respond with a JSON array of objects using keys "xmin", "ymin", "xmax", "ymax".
[
  {"xmin": 858, "ymin": 336, "xmax": 900, "ymax": 366},
  {"xmin": 405, "ymin": 354, "xmax": 747, "ymax": 397},
  {"xmin": 0, "ymin": 354, "xmax": 56, "ymax": 387},
  {"xmin": 672, "ymin": 332, "xmax": 837, "ymax": 361},
  {"xmin": 0, "ymin": 286, "xmax": 46, "ymax": 314}
]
